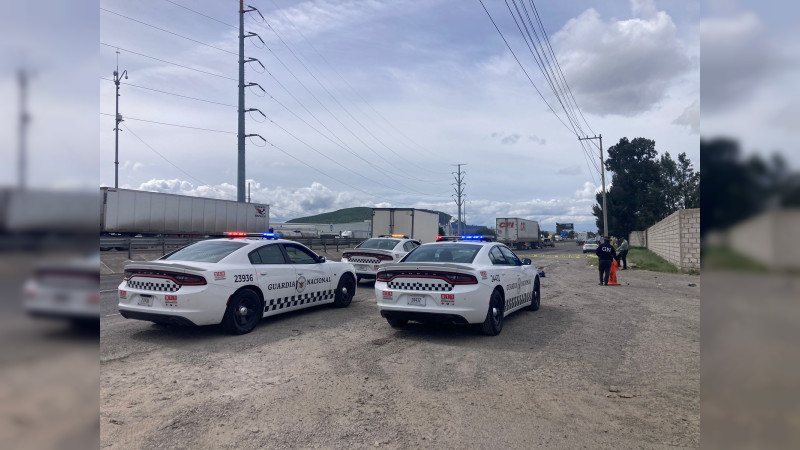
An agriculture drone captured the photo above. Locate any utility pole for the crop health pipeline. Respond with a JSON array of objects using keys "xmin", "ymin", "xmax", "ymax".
[
  {"xmin": 452, "ymin": 164, "xmax": 466, "ymax": 237},
  {"xmin": 578, "ymin": 134, "xmax": 607, "ymax": 237},
  {"xmin": 237, "ymin": 1, "xmax": 266, "ymax": 202},
  {"xmin": 17, "ymin": 69, "xmax": 30, "ymax": 190},
  {"xmin": 113, "ymin": 50, "xmax": 127, "ymax": 189}
]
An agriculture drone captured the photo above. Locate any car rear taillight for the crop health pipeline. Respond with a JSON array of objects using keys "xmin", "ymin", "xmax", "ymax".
[
  {"xmin": 377, "ymin": 255, "xmax": 393, "ymax": 261},
  {"xmin": 342, "ymin": 252, "xmax": 352, "ymax": 259},
  {"xmin": 172, "ymin": 273, "xmax": 207, "ymax": 286},
  {"xmin": 444, "ymin": 273, "xmax": 478, "ymax": 285},
  {"xmin": 375, "ymin": 270, "xmax": 477, "ymax": 285},
  {"xmin": 376, "ymin": 271, "xmax": 391, "ymax": 282},
  {"xmin": 124, "ymin": 270, "xmax": 207, "ymax": 286}
]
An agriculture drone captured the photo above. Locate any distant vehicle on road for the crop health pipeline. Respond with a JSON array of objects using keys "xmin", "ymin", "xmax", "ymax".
[
  {"xmin": 117, "ymin": 234, "xmax": 356, "ymax": 335},
  {"xmin": 371, "ymin": 208, "xmax": 439, "ymax": 244},
  {"xmin": 24, "ymin": 253, "xmax": 99, "ymax": 327},
  {"xmin": 541, "ymin": 237, "xmax": 555, "ymax": 247},
  {"xmin": 375, "ymin": 240, "xmax": 541, "ymax": 336},
  {"xmin": 341, "ymin": 236, "xmax": 420, "ymax": 283},
  {"xmin": 583, "ymin": 240, "xmax": 600, "ymax": 253},
  {"xmin": 495, "ymin": 217, "xmax": 540, "ymax": 249}
]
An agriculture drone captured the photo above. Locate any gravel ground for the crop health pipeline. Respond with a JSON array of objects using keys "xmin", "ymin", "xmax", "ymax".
[{"xmin": 100, "ymin": 244, "xmax": 699, "ymax": 449}]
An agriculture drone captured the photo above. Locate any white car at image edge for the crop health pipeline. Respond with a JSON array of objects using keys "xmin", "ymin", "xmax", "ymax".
[
  {"xmin": 118, "ymin": 235, "xmax": 357, "ymax": 334},
  {"xmin": 374, "ymin": 240, "xmax": 541, "ymax": 336},
  {"xmin": 341, "ymin": 236, "xmax": 421, "ymax": 282}
]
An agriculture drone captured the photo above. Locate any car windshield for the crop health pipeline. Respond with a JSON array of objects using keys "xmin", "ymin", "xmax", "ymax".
[
  {"xmin": 161, "ymin": 241, "xmax": 248, "ymax": 263},
  {"xmin": 402, "ymin": 244, "xmax": 481, "ymax": 264},
  {"xmin": 357, "ymin": 239, "xmax": 399, "ymax": 250}
]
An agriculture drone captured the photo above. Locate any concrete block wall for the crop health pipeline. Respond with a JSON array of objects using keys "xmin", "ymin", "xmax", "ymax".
[
  {"xmin": 679, "ymin": 209, "xmax": 701, "ymax": 272},
  {"xmin": 629, "ymin": 231, "xmax": 646, "ymax": 247},
  {"xmin": 639, "ymin": 208, "xmax": 700, "ymax": 273},
  {"xmin": 646, "ymin": 210, "xmax": 682, "ymax": 269}
]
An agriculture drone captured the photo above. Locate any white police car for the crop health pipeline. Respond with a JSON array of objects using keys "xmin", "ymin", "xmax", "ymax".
[
  {"xmin": 374, "ymin": 236, "xmax": 541, "ymax": 336},
  {"xmin": 341, "ymin": 235, "xmax": 421, "ymax": 282},
  {"xmin": 118, "ymin": 233, "xmax": 357, "ymax": 334}
]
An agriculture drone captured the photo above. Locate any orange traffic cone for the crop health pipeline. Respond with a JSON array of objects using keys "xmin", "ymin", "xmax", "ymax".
[{"xmin": 608, "ymin": 259, "xmax": 620, "ymax": 286}]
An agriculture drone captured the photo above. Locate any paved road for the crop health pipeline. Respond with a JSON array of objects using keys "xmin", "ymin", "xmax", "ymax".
[{"xmin": 101, "ymin": 243, "xmax": 699, "ymax": 448}]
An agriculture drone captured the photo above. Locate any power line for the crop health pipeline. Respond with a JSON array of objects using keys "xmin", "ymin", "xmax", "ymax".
[
  {"xmin": 477, "ymin": 0, "xmax": 576, "ymax": 135},
  {"xmin": 100, "ymin": 112, "xmax": 235, "ymax": 134},
  {"xmin": 101, "ymin": 43, "xmax": 237, "ymax": 81},
  {"xmin": 100, "ymin": 7, "xmax": 238, "ymax": 56},
  {"xmin": 121, "ymin": 122, "xmax": 213, "ymax": 186},
  {"xmin": 258, "ymin": 18, "xmax": 446, "ymax": 177},
  {"xmin": 99, "ymin": 77, "xmax": 236, "ymax": 107},
  {"xmin": 164, "ymin": 0, "xmax": 238, "ymax": 29}
]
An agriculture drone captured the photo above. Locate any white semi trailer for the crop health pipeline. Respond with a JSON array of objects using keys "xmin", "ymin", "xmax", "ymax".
[
  {"xmin": 495, "ymin": 217, "xmax": 540, "ymax": 250},
  {"xmin": 100, "ymin": 188, "xmax": 269, "ymax": 236},
  {"xmin": 371, "ymin": 208, "xmax": 439, "ymax": 244}
]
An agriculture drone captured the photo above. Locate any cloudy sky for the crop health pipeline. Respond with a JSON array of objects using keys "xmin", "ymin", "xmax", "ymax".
[{"xmin": 92, "ymin": 0, "xmax": 701, "ymax": 231}]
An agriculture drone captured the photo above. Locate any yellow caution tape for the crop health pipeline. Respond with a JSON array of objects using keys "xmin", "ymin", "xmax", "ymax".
[{"xmin": 518, "ymin": 254, "xmax": 588, "ymax": 259}]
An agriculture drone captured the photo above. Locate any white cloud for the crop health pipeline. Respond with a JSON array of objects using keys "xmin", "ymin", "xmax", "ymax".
[
  {"xmin": 700, "ymin": 13, "xmax": 772, "ymax": 112},
  {"xmin": 552, "ymin": 1, "xmax": 691, "ymax": 116},
  {"xmin": 674, "ymin": 99, "xmax": 699, "ymax": 133},
  {"xmin": 574, "ymin": 181, "xmax": 599, "ymax": 200},
  {"xmin": 557, "ymin": 166, "xmax": 582, "ymax": 176}
]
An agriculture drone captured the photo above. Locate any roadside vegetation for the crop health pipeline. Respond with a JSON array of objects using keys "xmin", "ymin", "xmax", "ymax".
[
  {"xmin": 585, "ymin": 247, "xmax": 680, "ymax": 274},
  {"xmin": 702, "ymin": 245, "xmax": 769, "ymax": 272}
]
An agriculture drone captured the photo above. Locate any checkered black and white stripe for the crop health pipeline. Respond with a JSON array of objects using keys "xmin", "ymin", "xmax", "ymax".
[
  {"xmin": 386, "ymin": 281, "xmax": 454, "ymax": 292},
  {"xmin": 505, "ymin": 291, "xmax": 532, "ymax": 310},
  {"xmin": 264, "ymin": 289, "xmax": 335, "ymax": 312},
  {"xmin": 348, "ymin": 257, "xmax": 381, "ymax": 264},
  {"xmin": 126, "ymin": 278, "xmax": 180, "ymax": 292}
]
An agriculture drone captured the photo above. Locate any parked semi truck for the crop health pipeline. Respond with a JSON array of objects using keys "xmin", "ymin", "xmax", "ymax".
[
  {"xmin": 100, "ymin": 187, "xmax": 269, "ymax": 236},
  {"xmin": 1, "ymin": 188, "xmax": 98, "ymax": 233},
  {"xmin": 495, "ymin": 217, "xmax": 540, "ymax": 250},
  {"xmin": 371, "ymin": 208, "xmax": 439, "ymax": 244}
]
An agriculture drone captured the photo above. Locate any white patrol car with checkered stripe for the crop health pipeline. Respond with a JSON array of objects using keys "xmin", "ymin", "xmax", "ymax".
[
  {"xmin": 341, "ymin": 235, "xmax": 421, "ymax": 282},
  {"xmin": 374, "ymin": 237, "xmax": 541, "ymax": 336},
  {"xmin": 117, "ymin": 233, "xmax": 357, "ymax": 334}
]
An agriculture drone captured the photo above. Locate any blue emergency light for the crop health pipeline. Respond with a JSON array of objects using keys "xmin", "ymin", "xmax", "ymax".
[
  {"xmin": 460, "ymin": 235, "xmax": 485, "ymax": 240},
  {"xmin": 262, "ymin": 232, "xmax": 280, "ymax": 239}
]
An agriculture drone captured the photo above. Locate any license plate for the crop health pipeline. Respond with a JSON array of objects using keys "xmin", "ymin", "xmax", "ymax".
[
  {"xmin": 137, "ymin": 296, "xmax": 153, "ymax": 307},
  {"xmin": 407, "ymin": 296, "xmax": 425, "ymax": 306},
  {"xmin": 356, "ymin": 264, "xmax": 372, "ymax": 271}
]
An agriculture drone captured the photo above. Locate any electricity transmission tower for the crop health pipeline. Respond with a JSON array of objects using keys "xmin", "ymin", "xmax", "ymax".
[{"xmin": 452, "ymin": 164, "xmax": 466, "ymax": 236}]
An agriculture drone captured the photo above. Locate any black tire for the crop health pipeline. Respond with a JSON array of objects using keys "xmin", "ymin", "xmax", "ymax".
[
  {"xmin": 220, "ymin": 289, "xmax": 262, "ymax": 335},
  {"xmin": 480, "ymin": 289, "xmax": 505, "ymax": 336},
  {"xmin": 528, "ymin": 278, "xmax": 541, "ymax": 311},
  {"xmin": 386, "ymin": 317, "xmax": 408, "ymax": 328},
  {"xmin": 332, "ymin": 275, "xmax": 355, "ymax": 307}
]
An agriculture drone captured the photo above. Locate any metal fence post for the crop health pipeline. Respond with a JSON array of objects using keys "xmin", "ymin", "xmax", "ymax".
[
  {"xmin": 162, "ymin": 238, "xmax": 166, "ymax": 256},
  {"xmin": 127, "ymin": 238, "xmax": 131, "ymax": 259}
]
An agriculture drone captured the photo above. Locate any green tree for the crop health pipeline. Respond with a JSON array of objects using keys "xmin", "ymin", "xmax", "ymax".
[
  {"xmin": 475, "ymin": 227, "xmax": 496, "ymax": 237},
  {"xmin": 594, "ymin": 137, "xmax": 667, "ymax": 236}
]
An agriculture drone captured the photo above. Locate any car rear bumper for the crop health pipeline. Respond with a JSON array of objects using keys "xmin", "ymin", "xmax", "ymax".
[
  {"xmin": 380, "ymin": 309, "xmax": 469, "ymax": 325},
  {"xmin": 118, "ymin": 309, "xmax": 198, "ymax": 326}
]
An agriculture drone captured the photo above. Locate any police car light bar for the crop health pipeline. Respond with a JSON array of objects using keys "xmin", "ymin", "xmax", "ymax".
[
  {"xmin": 460, "ymin": 235, "xmax": 485, "ymax": 240},
  {"xmin": 224, "ymin": 231, "xmax": 281, "ymax": 239}
]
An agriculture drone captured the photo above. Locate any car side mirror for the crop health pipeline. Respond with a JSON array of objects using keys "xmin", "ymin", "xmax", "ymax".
[
  {"xmin": 318, "ymin": 255, "xmax": 326, "ymax": 263},
  {"xmin": 521, "ymin": 258, "xmax": 532, "ymax": 265}
]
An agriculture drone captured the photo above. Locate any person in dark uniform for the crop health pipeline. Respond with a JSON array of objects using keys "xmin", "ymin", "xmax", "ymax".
[{"xmin": 596, "ymin": 236, "xmax": 616, "ymax": 285}]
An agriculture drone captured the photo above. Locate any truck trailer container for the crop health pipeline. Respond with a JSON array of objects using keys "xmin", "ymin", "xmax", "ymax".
[
  {"xmin": 495, "ymin": 217, "xmax": 540, "ymax": 249},
  {"xmin": 371, "ymin": 208, "xmax": 439, "ymax": 244},
  {"xmin": 100, "ymin": 188, "xmax": 269, "ymax": 236}
]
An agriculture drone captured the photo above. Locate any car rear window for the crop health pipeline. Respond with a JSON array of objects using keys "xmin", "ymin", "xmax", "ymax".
[
  {"xmin": 161, "ymin": 241, "xmax": 247, "ymax": 263},
  {"xmin": 402, "ymin": 244, "xmax": 480, "ymax": 264},
  {"xmin": 357, "ymin": 239, "xmax": 399, "ymax": 250}
]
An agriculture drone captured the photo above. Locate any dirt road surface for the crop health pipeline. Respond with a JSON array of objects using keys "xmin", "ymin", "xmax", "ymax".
[{"xmin": 100, "ymin": 244, "xmax": 699, "ymax": 449}]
